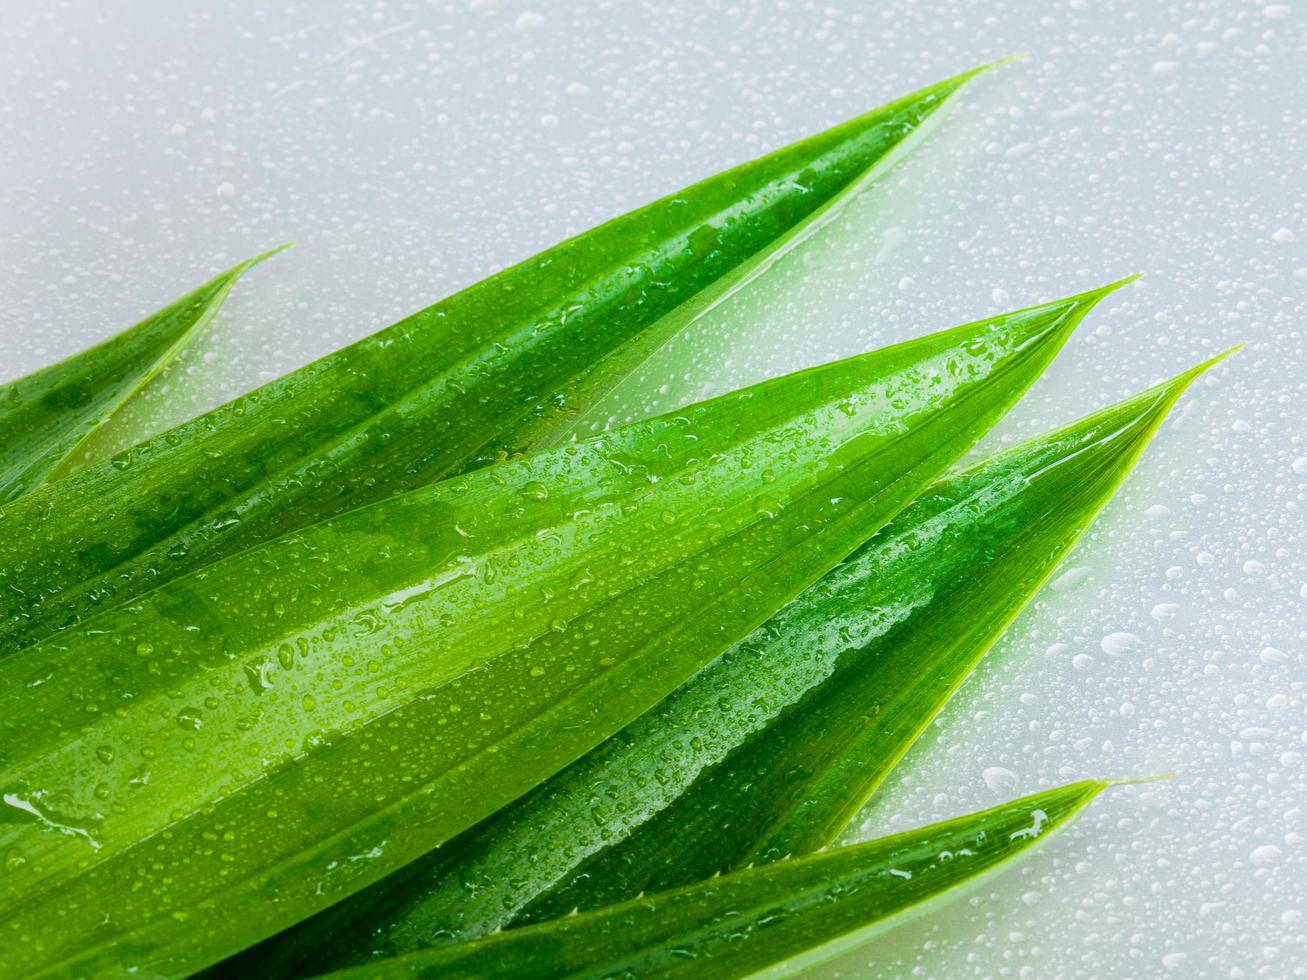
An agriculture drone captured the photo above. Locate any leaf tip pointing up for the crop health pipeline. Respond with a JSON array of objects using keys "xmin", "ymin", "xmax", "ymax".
[
  {"xmin": 1072, "ymin": 271, "xmax": 1144, "ymax": 303},
  {"xmin": 1105, "ymin": 771, "xmax": 1177, "ymax": 788},
  {"xmin": 990, "ymin": 274, "xmax": 1138, "ymax": 359},
  {"xmin": 969, "ymin": 52, "xmax": 1028, "ymax": 78},
  {"xmin": 1046, "ymin": 272, "xmax": 1144, "ymax": 339},
  {"xmin": 924, "ymin": 54, "xmax": 1024, "ymax": 101},
  {"xmin": 1168, "ymin": 344, "xmax": 1241, "ymax": 388},
  {"xmin": 234, "ymin": 241, "xmax": 293, "ymax": 275},
  {"xmin": 1134, "ymin": 343, "xmax": 1239, "ymax": 417}
]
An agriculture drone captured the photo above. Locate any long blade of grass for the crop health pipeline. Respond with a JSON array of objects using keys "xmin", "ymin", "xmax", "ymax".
[
  {"xmin": 232, "ymin": 341, "xmax": 1223, "ymax": 978},
  {"xmin": 520, "ymin": 355, "xmax": 1232, "ymax": 914},
  {"xmin": 0, "ymin": 251, "xmax": 275, "ymax": 503},
  {"xmin": 0, "ymin": 64, "xmax": 995, "ymax": 658},
  {"xmin": 320, "ymin": 781, "xmax": 1114, "ymax": 980},
  {"xmin": 0, "ymin": 286, "xmax": 1107, "ymax": 978}
]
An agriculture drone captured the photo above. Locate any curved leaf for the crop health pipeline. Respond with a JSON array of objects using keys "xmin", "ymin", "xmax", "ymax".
[
  {"xmin": 0, "ymin": 251, "xmax": 276, "ymax": 503},
  {"xmin": 0, "ymin": 64, "xmax": 994, "ymax": 658},
  {"xmin": 321, "ymin": 781, "xmax": 1113, "ymax": 980},
  {"xmin": 0, "ymin": 285, "xmax": 1105, "ymax": 977},
  {"xmin": 232, "ymin": 344, "xmax": 1227, "ymax": 977}
]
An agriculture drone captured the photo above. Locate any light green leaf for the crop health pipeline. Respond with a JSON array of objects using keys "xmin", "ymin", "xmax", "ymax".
[
  {"xmin": 0, "ymin": 64, "xmax": 995, "ymax": 658},
  {"xmin": 320, "ymin": 781, "xmax": 1115, "ymax": 980},
  {"xmin": 0, "ymin": 251, "xmax": 276, "ymax": 504},
  {"xmin": 228, "ymin": 335, "xmax": 1218, "ymax": 979},
  {"xmin": 0, "ymin": 284, "xmax": 1107, "ymax": 978}
]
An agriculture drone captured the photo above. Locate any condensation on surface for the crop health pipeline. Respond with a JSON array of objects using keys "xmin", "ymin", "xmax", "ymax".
[{"xmin": 2, "ymin": 1, "xmax": 1304, "ymax": 977}]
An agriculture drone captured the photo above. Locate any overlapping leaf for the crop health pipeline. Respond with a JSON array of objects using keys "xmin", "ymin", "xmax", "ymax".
[
  {"xmin": 229, "ymin": 337, "xmax": 1221, "ymax": 977},
  {"xmin": 322, "ymin": 781, "xmax": 1113, "ymax": 980},
  {"xmin": 0, "ymin": 65, "xmax": 995, "ymax": 658},
  {"xmin": 0, "ymin": 282, "xmax": 1109, "ymax": 977},
  {"xmin": 0, "ymin": 252, "xmax": 274, "ymax": 503}
]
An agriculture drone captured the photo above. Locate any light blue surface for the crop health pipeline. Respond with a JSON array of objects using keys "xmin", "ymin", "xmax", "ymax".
[{"xmin": 2, "ymin": 2, "xmax": 1304, "ymax": 976}]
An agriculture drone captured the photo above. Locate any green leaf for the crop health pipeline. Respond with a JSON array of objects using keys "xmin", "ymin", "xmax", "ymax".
[
  {"xmin": 228, "ymin": 338, "xmax": 1215, "ymax": 978},
  {"xmin": 319, "ymin": 780, "xmax": 1114, "ymax": 980},
  {"xmin": 0, "ymin": 285, "xmax": 1108, "ymax": 978},
  {"xmin": 0, "ymin": 251, "xmax": 276, "ymax": 504},
  {"xmin": 0, "ymin": 64, "xmax": 994, "ymax": 659}
]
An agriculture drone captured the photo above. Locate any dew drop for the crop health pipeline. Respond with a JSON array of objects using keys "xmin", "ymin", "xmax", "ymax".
[
  {"xmin": 982, "ymin": 766, "xmax": 1018, "ymax": 793},
  {"xmin": 1100, "ymin": 631, "xmax": 1142, "ymax": 656}
]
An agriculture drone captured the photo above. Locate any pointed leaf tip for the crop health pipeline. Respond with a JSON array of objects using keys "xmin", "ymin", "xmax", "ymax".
[
  {"xmin": 1069, "ymin": 272, "xmax": 1143, "ymax": 304},
  {"xmin": 969, "ymin": 277, "xmax": 1134, "ymax": 359},
  {"xmin": 1173, "ymin": 344, "xmax": 1240, "ymax": 384},
  {"xmin": 924, "ymin": 53, "xmax": 1025, "ymax": 99},
  {"xmin": 963, "ymin": 52, "xmax": 1027, "ymax": 80},
  {"xmin": 0, "ymin": 252, "xmax": 279, "ymax": 501},
  {"xmin": 1105, "ymin": 772, "xmax": 1177, "ymax": 788},
  {"xmin": 1138, "ymin": 344, "xmax": 1240, "ymax": 410},
  {"xmin": 1010, "ymin": 274, "xmax": 1140, "ymax": 348},
  {"xmin": 231, "ymin": 242, "xmax": 292, "ymax": 276}
]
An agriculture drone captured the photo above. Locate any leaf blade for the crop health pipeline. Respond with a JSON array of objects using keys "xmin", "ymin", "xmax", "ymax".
[
  {"xmin": 320, "ymin": 781, "xmax": 1111, "ymax": 980},
  {"xmin": 0, "ymin": 66, "xmax": 992, "ymax": 657},
  {"xmin": 0, "ymin": 250, "xmax": 276, "ymax": 503},
  {"xmin": 243, "ymin": 339, "xmax": 1225, "ymax": 978},
  {"xmin": 0, "ymin": 286, "xmax": 1104, "ymax": 977}
]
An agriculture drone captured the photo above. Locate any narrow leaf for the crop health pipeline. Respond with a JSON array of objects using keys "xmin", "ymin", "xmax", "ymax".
[
  {"xmin": 321, "ymin": 781, "xmax": 1113, "ymax": 980},
  {"xmin": 0, "ymin": 251, "xmax": 276, "ymax": 503},
  {"xmin": 236, "ymin": 343, "xmax": 1221, "ymax": 978},
  {"xmin": 0, "ymin": 64, "xmax": 993, "ymax": 658},
  {"xmin": 522, "ymin": 353, "xmax": 1232, "ymax": 913},
  {"xmin": 0, "ymin": 286, "xmax": 1106, "ymax": 978}
]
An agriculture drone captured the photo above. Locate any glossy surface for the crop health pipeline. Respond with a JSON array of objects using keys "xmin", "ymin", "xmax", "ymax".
[
  {"xmin": 0, "ymin": 253, "xmax": 271, "ymax": 503},
  {"xmin": 234, "ymin": 338, "xmax": 1210, "ymax": 978},
  {"xmin": 323, "ymin": 781, "xmax": 1111, "ymax": 980},
  {"xmin": 0, "ymin": 67, "xmax": 983, "ymax": 658},
  {"xmin": 5, "ymin": 5, "xmax": 1297, "ymax": 975},
  {"xmin": 0, "ymin": 286, "xmax": 1100, "ymax": 977}
]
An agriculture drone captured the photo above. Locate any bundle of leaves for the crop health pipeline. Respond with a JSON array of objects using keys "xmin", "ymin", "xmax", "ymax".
[{"xmin": 0, "ymin": 62, "xmax": 1230, "ymax": 979}]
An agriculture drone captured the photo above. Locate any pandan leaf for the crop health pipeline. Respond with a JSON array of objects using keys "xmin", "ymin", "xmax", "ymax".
[
  {"xmin": 319, "ymin": 780, "xmax": 1115, "ymax": 980},
  {"xmin": 0, "ymin": 285, "xmax": 1110, "ymax": 978},
  {"xmin": 0, "ymin": 64, "xmax": 996, "ymax": 659},
  {"xmin": 230, "ymin": 337, "xmax": 1218, "ymax": 978},
  {"xmin": 0, "ymin": 251, "xmax": 277, "ymax": 504}
]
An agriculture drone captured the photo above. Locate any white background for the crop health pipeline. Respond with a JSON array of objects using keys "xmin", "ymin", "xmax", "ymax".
[{"xmin": 3, "ymin": 1, "xmax": 1305, "ymax": 977}]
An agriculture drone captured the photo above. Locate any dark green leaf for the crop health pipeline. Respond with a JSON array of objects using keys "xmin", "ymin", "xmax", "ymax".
[
  {"xmin": 0, "ymin": 251, "xmax": 276, "ymax": 503},
  {"xmin": 0, "ymin": 283, "xmax": 1104, "ymax": 977},
  {"xmin": 233, "ymin": 337, "xmax": 1225, "ymax": 979},
  {"xmin": 320, "ymin": 781, "xmax": 1114, "ymax": 980},
  {"xmin": 0, "ymin": 65, "xmax": 995, "ymax": 658}
]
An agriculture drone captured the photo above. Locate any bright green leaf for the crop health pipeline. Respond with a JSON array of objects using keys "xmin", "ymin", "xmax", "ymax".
[
  {"xmin": 229, "ymin": 337, "xmax": 1218, "ymax": 978},
  {"xmin": 320, "ymin": 781, "xmax": 1115, "ymax": 980},
  {"xmin": 0, "ymin": 251, "xmax": 277, "ymax": 504},
  {"xmin": 0, "ymin": 284, "xmax": 1109, "ymax": 978},
  {"xmin": 0, "ymin": 64, "xmax": 995, "ymax": 658}
]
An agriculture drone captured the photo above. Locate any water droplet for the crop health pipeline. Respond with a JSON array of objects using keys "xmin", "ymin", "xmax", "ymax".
[
  {"xmin": 1100, "ymin": 631, "xmax": 1142, "ymax": 656},
  {"xmin": 1250, "ymin": 844, "xmax": 1282, "ymax": 866},
  {"xmin": 982, "ymin": 766, "xmax": 1018, "ymax": 793},
  {"xmin": 1050, "ymin": 567, "xmax": 1089, "ymax": 593},
  {"xmin": 244, "ymin": 660, "xmax": 273, "ymax": 693}
]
